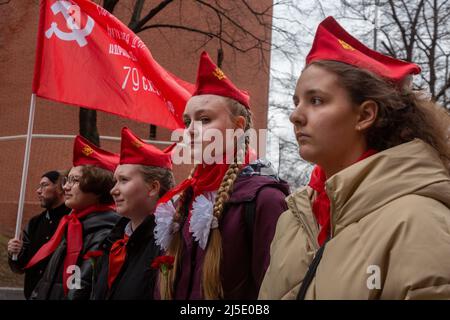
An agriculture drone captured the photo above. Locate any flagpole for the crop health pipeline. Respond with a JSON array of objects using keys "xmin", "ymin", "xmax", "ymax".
[{"xmin": 12, "ymin": 93, "xmax": 36, "ymax": 261}]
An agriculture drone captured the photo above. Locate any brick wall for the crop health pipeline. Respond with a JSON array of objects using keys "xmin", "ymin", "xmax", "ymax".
[{"xmin": 0, "ymin": 0, "xmax": 272, "ymax": 236}]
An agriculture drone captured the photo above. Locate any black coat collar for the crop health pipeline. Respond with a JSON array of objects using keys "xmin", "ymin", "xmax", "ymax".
[{"xmin": 102, "ymin": 215, "xmax": 156, "ymax": 252}]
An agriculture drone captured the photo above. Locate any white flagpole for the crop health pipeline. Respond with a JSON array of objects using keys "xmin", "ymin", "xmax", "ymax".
[{"xmin": 12, "ymin": 93, "xmax": 36, "ymax": 261}]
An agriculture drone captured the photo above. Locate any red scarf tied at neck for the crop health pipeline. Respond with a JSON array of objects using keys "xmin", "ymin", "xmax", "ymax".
[
  {"xmin": 157, "ymin": 162, "xmax": 230, "ymax": 205},
  {"xmin": 308, "ymin": 149, "xmax": 377, "ymax": 246},
  {"xmin": 158, "ymin": 149, "xmax": 254, "ymax": 206},
  {"xmin": 25, "ymin": 203, "xmax": 115, "ymax": 296},
  {"xmin": 108, "ymin": 234, "xmax": 130, "ymax": 289}
]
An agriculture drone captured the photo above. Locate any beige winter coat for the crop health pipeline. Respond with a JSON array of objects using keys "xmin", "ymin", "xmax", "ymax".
[{"xmin": 259, "ymin": 139, "xmax": 450, "ymax": 300}]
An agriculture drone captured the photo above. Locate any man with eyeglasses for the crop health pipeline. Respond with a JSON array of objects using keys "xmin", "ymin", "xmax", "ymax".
[{"xmin": 7, "ymin": 170, "xmax": 71, "ymax": 299}]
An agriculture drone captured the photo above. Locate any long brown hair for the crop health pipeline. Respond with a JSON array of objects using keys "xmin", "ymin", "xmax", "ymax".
[
  {"xmin": 309, "ymin": 60, "xmax": 450, "ymax": 172},
  {"xmin": 160, "ymin": 96, "xmax": 254, "ymax": 299}
]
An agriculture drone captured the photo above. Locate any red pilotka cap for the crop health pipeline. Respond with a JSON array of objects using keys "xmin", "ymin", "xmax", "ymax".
[
  {"xmin": 73, "ymin": 135, "xmax": 119, "ymax": 172},
  {"xmin": 119, "ymin": 127, "xmax": 173, "ymax": 170},
  {"xmin": 306, "ymin": 16, "xmax": 421, "ymax": 83},
  {"xmin": 192, "ymin": 51, "xmax": 251, "ymax": 109}
]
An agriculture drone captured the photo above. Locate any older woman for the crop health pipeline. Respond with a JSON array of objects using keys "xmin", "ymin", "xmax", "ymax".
[
  {"xmin": 259, "ymin": 16, "xmax": 450, "ymax": 300},
  {"xmin": 28, "ymin": 136, "xmax": 120, "ymax": 300}
]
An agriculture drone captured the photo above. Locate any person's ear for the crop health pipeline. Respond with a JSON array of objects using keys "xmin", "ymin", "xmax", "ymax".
[
  {"xmin": 234, "ymin": 115, "xmax": 246, "ymax": 130},
  {"xmin": 57, "ymin": 184, "xmax": 65, "ymax": 196},
  {"xmin": 356, "ymin": 100, "xmax": 378, "ymax": 131},
  {"xmin": 148, "ymin": 180, "xmax": 161, "ymax": 198}
]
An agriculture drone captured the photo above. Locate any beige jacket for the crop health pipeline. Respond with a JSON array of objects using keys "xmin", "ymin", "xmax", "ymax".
[{"xmin": 259, "ymin": 139, "xmax": 450, "ymax": 299}]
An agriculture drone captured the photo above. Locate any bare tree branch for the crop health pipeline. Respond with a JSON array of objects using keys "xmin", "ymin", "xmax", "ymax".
[
  {"xmin": 129, "ymin": 0, "xmax": 145, "ymax": 30},
  {"xmin": 102, "ymin": 0, "xmax": 119, "ymax": 13},
  {"xmin": 340, "ymin": 0, "xmax": 450, "ymax": 109},
  {"xmin": 130, "ymin": 0, "xmax": 174, "ymax": 33}
]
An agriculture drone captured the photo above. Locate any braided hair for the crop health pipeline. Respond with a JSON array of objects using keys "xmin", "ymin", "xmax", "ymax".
[{"xmin": 160, "ymin": 97, "xmax": 253, "ymax": 299}]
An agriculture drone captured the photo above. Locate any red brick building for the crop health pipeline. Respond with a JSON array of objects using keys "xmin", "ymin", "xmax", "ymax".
[{"xmin": 0, "ymin": 0, "xmax": 272, "ymax": 236}]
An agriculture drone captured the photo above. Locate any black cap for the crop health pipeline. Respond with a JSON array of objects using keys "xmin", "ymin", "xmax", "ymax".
[{"xmin": 41, "ymin": 171, "xmax": 60, "ymax": 184}]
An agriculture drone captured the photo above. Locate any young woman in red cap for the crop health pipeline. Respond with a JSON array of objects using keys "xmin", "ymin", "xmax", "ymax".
[
  {"xmin": 154, "ymin": 51, "xmax": 290, "ymax": 300},
  {"xmin": 28, "ymin": 136, "xmax": 120, "ymax": 300},
  {"xmin": 91, "ymin": 127, "xmax": 175, "ymax": 300},
  {"xmin": 259, "ymin": 16, "xmax": 450, "ymax": 299}
]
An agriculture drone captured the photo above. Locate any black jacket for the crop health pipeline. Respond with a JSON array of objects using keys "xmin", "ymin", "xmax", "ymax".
[
  {"xmin": 8, "ymin": 203, "xmax": 71, "ymax": 299},
  {"xmin": 92, "ymin": 215, "xmax": 160, "ymax": 300},
  {"xmin": 30, "ymin": 209, "xmax": 120, "ymax": 300}
]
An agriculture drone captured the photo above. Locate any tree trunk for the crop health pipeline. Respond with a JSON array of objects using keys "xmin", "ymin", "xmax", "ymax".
[
  {"xmin": 217, "ymin": 48, "xmax": 224, "ymax": 68},
  {"xmin": 102, "ymin": 0, "xmax": 119, "ymax": 13},
  {"xmin": 79, "ymin": 108, "xmax": 100, "ymax": 146},
  {"xmin": 149, "ymin": 124, "xmax": 157, "ymax": 139}
]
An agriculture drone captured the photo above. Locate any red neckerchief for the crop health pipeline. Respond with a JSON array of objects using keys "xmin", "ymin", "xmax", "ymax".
[
  {"xmin": 157, "ymin": 149, "xmax": 255, "ymax": 205},
  {"xmin": 309, "ymin": 149, "xmax": 377, "ymax": 246},
  {"xmin": 157, "ymin": 149, "xmax": 254, "ymax": 226},
  {"xmin": 156, "ymin": 163, "xmax": 229, "ymax": 226},
  {"xmin": 157, "ymin": 162, "xmax": 230, "ymax": 205},
  {"xmin": 25, "ymin": 203, "xmax": 115, "ymax": 296},
  {"xmin": 108, "ymin": 234, "xmax": 130, "ymax": 289}
]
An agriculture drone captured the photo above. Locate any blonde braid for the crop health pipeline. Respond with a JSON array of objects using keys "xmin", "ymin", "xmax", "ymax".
[
  {"xmin": 202, "ymin": 139, "xmax": 249, "ymax": 299},
  {"xmin": 159, "ymin": 166, "xmax": 196, "ymax": 300},
  {"xmin": 165, "ymin": 97, "xmax": 253, "ymax": 299}
]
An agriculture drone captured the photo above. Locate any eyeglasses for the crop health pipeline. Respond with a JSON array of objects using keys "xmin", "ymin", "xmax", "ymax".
[
  {"xmin": 37, "ymin": 183, "xmax": 51, "ymax": 190},
  {"xmin": 62, "ymin": 176, "xmax": 81, "ymax": 187}
]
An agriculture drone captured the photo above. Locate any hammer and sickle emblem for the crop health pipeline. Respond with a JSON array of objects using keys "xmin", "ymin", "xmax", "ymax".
[{"xmin": 45, "ymin": 0, "xmax": 95, "ymax": 47}]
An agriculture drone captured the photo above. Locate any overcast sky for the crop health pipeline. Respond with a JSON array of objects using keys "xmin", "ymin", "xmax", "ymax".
[{"xmin": 266, "ymin": 0, "xmax": 376, "ymax": 174}]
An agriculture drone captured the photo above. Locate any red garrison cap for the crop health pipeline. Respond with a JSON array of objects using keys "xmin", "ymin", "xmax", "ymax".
[
  {"xmin": 192, "ymin": 51, "xmax": 250, "ymax": 108},
  {"xmin": 306, "ymin": 16, "xmax": 421, "ymax": 83},
  {"xmin": 119, "ymin": 127, "xmax": 172, "ymax": 170},
  {"xmin": 73, "ymin": 135, "xmax": 119, "ymax": 172}
]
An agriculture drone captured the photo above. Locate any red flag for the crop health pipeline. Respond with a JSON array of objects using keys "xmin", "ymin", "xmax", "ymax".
[{"xmin": 33, "ymin": 0, "xmax": 194, "ymax": 130}]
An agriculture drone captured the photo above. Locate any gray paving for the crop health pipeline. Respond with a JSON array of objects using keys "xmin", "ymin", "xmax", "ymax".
[{"xmin": 0, "ymin": 287, "xmax": 24, "ymax": 300}]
